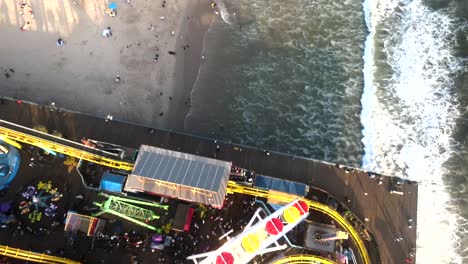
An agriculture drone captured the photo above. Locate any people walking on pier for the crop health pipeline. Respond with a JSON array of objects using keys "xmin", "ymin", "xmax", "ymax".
[
  {"xmin": 105, "ymin": 115, "xmax": 113, "ymax": 122},
  {"xmin": 20, "ymin": 21, "xmax": 31, "ymax": 31}
]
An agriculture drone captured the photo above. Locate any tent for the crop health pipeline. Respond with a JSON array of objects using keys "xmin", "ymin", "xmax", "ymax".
[
  {"xmin": 125, "ymin": 145, "xmax": 231, "ymax": 208},
  {"xmin": 254, "ymin": 175, "xmax": 308, "ymax": 196},
  {"xmin": 172, "ymin": 203, "xmax": 193, "ymax": 232},
  {"xmin": 99, "ymin": 172, "xmax": 126, "ymax": 193},
  {"xmin": 64, "ymin": 211, "xmax": 105, "ymax": 236}
]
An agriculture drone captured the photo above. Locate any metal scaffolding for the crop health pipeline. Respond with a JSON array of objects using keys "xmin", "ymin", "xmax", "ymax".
[{"xmin": 93, "ymin": 193, "xmax": 169, "ymax": 232}]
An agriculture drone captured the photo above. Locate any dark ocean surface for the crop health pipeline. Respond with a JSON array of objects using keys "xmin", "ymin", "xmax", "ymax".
[{"xmin": 184, "ymin": 0, "xmax": 468, "ymax": 263}]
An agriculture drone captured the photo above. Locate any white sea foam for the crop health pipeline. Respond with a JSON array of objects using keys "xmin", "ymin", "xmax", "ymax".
[
  {"xmin": 361, "ymin": 0, "xmax": 465, "ymax": 263},
  {"xmin": 214, "ymin": 0, "xmax": 234, "ymax": 25}
]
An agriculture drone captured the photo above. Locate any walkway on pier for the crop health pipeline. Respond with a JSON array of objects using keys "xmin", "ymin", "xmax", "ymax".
[{"xmin": 0, "ymin": 99, "xmax": 418, "ymax": 264}]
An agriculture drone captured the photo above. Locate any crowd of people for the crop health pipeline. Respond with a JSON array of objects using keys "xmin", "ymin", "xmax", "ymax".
[
  {"xmin": 19, "ymin": 0, "xmax": 34, "ymax": 31},
  {"xmin": 171, "ymin": 195, "xmax": 258, "ymax": 263}
]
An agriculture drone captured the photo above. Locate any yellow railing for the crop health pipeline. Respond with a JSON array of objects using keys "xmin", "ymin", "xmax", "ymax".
[
  {"xmin": 226, "ymin": 182, "xmax": 371, "ymax": 264},
  {"xmin": 272, "ymin": 254, "xmax": 337, "ymax": 264},
  {"xmin": 0, "ymin": 121, "xmax": 370, "ymax": 264},
  {"xmin": 0, "ymin": 121, "xmax": 134, "ymax": 171},
  {"xmin": 0, "ymin": 245, "xmax": 80, "ymax": 264}
]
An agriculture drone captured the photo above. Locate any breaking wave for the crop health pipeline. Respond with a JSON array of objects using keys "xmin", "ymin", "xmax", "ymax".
[{"xmin": 361, "ymin": 0, "xmax": 467, "ymax": 263}]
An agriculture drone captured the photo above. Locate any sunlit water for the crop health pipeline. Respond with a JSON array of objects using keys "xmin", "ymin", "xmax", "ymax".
[
  {"xmin": 186, "ymin": 0, "xmax": 366, "ymax": 165},
  {"xmin": 362, "ymin": 0, "xmax": 467, "ymax": 262},
  {"xmin": 185, "ymin": 0, "xmax": 468, "ymax": 262}
]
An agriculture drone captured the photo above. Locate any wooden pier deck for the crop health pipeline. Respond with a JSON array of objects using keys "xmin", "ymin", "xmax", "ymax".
[{"xmin": 0, "ymin": 99, "xmax": 417, "ymax": 264}]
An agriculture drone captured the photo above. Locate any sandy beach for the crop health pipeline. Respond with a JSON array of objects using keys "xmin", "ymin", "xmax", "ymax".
[{"xmin": 0, "ymin": 0, "xmax": 214, "ymax": 130}]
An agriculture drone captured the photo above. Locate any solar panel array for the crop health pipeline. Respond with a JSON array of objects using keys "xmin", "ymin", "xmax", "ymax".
[{"xmin": 132, "ymin": 145, "xmax": 230, "ymax": 192}]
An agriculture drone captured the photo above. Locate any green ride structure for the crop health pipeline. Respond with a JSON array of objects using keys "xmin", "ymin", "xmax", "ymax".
[{"xmin": 93, "ymin": 193, "xmax": 169, "ymax": 232}]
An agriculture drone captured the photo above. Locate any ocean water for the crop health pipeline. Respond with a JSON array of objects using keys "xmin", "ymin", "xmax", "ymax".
[
  {"xmin": 185, "ymin": 0, "xmax": 468, "ymax": 263},
  {"xmin": 186, "ymin": 0, "xmax": 367, "ymax": 166},
  {"xmin": 362, "ymin": 0, "xmax": 467, "ymax": 262}
]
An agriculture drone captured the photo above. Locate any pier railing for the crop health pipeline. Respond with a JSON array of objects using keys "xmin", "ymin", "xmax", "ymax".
[
  {"xmin": 0, "ymin": 119, "xmax": 134, "ymax": 171},
  {"xmin": 0, "ymin": 120, "xmax": 371, "ymax": 264},
  {"xmin": 0, "ymin": 245, "xmax": 80, "ymax": 264}
]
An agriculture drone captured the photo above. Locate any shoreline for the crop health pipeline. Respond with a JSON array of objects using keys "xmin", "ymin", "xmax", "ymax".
[
  {"xmin": 183, "ymin": 17, "xmax": 233, "ymax": 137},
  {"xmin": 167, "ymin": 0, "xmax": 215, "ymax": 130}
]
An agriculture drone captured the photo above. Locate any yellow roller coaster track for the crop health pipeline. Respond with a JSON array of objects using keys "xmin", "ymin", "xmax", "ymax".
[
  {"xmin": 0, "ymin": 120, "xmax": 370, "ymax": 264},
  {"xmin": 0, "ymin": 245, "xmax": 80, "ymax": 264},
  {"xmin": 272, "ymin": 254, "xmax": 337, "ymax": 264},
  {"xmin": 226, "ymin": 182, "xmax": 371, "ymax": 264},
  {"xmin": 0, "ymin": 120, "xmax": 134, "ymax": 171}
]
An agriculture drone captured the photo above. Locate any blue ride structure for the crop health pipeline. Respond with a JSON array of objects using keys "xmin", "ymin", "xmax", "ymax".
[{"xmin": 0, "ymin": 140, "xmax": 20, "ymax": 191}]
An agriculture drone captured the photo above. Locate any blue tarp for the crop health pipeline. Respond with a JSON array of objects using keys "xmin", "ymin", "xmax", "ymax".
[
  {"xmin": 254, "ymin": 175, "xmax": 307, "ymax": 196},
  {"xmin": 99, "ymin": 172, "xmax": 126, "ymax": 193}
]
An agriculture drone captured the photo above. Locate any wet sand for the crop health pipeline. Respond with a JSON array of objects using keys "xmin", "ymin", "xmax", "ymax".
[
  {"xmin": 168, "ymin": 0, "xmax": 215, "ymax": 130},
  {"xmin": 0, "ymin": 0, "xmax": 214, "ymax": 130}
]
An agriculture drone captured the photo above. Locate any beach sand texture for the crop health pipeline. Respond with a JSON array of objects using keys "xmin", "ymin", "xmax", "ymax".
[{"xmin": 0, "ymin": 0, "xmax": 214, "ymax": 130}]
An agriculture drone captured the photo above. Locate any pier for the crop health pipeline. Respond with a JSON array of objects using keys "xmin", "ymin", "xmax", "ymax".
[{"xmin": 0, "ymin": 99, "xmax": 417, "ymax": 263}]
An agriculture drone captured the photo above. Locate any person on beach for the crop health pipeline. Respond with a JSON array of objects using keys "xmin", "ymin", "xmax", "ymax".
[
  {"xmin": 20, "ymin": 21, "xmax": 31, "ymax": 31},
  {"xmin": 56, "ymin": 38, "xmax": 65, "ymax": 46},
  {"xmin": 102, "ymin": 27, "xmax": 112, "ymax": 37},
  {"xmin": 19, "ymin": 1, "xmax": 33, "ymax": 16},
  {"xmin": 105, "ymin": 8, "xmax": 116, "ymax": 17},
  {"xmin": 19, "ymin": 2, "xmax": 26, "ymax": 16},
  {"xmin": 19, "ymin": 1, "xmax": 34, "ymax": 31}
]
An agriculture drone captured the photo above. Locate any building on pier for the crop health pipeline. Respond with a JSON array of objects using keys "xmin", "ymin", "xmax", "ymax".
[{"xmin": 124, "ymin": 145, "xmax": 231, "ymax": 209}]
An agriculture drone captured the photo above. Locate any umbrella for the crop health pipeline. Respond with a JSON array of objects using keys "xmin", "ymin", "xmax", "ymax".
[
  {"xmin": 265, "ymin": 218, "xmax": 283, "ymax": 235},
  {"xmin": 241, "ymin": 233, "xmax": 261, "ymax": 253},
  {"xmin": 283, "ymin": 206, "xmax": 300, "ymax": 224},
  {"xmin": 293, "ymin": 200, "xmax": 309, "ymax": 215},
  {"xmin": 216, "ymin": 252, "xmax": 234, "ymax": 264},
  {"xmin": 108, "ymin": 2, "xmax": 117, "ymax": 9},
  {"xmin": 152, "ymin": 234, "xmax": 163, "ymax": 243}
]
